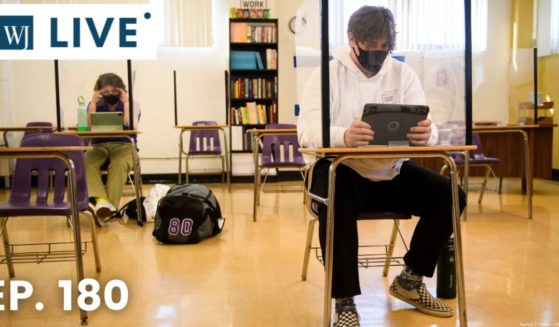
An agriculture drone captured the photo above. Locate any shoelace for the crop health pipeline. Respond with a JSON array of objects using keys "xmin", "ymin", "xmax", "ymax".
[{"xmin": 335, "ymin": 298, "xmax": 356, "ymax": 313}]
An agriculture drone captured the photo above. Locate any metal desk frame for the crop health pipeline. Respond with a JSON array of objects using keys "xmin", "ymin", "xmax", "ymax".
[
  {"xmin": 472, "ymin": 126, "xmax": 532, "ymax": 218},
  {"xmin": 300, "ymin": 145, "xmax": 476, "ymax": 327}
]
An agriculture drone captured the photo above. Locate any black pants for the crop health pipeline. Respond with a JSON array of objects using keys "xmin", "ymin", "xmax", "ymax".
[{"xmin": 310, "ymin": 159, "xmax": 466, "ymax": 298}]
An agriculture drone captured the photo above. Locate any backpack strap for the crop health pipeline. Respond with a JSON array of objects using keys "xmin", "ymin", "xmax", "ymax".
[{"xmin": 188, "ymin": 190, "xmax": 219, "ymax": 215}]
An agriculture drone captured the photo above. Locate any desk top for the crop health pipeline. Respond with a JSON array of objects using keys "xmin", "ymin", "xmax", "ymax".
[
  {"xmin": 175, "ymin": 125, "xmax": 228, "ymax": 130},
  {"xmin": 0, "ymin": 126, "xmax": 54, "ymax": 132},
  {"xmin": 246, "ymin": 128, "xmax": 297, "ymax": 135},
  {"xmin": 59, "ymin": 130, "xmax": 141, "ymax": 136},
  {"xmin": 300, "ymin": 145, "xmax": 476, "ymax": 158},
  {"xmin": 473, "ymin": 124, "xmax": 556, "ymax": 131},
  {"xmin": 0, "ymin": 146, "xmax": 92, "ymax": 153}
]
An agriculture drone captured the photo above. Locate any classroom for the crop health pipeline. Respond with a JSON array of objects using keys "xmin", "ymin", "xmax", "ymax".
[{"xmin": 0, "ymin": 0, "xmax": 558, "ymax": 326}]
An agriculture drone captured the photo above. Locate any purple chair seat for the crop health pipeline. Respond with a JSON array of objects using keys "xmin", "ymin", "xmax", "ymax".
[
  {"xmin": 261, "ymin": 160, "xmax": 306, "ymax": 168},
  {"xmin": 454, "ymin": 155, "xmax": 500, "ymax": 165},
  {"xmin": 0, "ymin": 202, "xmax": 74, "ymax": 216},
  {"xmin": 190, "ymin": 149, "xmax": 221, "ymax": 155}
]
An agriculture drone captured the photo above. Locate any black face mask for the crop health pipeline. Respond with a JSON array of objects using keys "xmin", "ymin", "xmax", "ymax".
[
  {"xmin": 354, "ymin": 46, "xmax": 388, "ymax": 75},
  {"xmin": 102, "ymin": 94, "xmax": 120, "ymax": 106}
]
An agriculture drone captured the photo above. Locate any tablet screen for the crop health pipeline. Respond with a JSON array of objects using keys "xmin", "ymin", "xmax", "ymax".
[{"xmin": 361, "ymin": 104, "xmax": 429, "ymax": 146}]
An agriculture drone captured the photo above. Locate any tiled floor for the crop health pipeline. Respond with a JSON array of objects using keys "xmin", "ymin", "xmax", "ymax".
[{"xmin": 0, "ymin": 177, "xmax": 558, "ymax": 326}]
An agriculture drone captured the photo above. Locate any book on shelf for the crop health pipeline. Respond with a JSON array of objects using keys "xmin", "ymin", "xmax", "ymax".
[
  {"xmin": 230, "ymin": 102, "xmax": 276, "ymax": 125},
  {"xmin": 231, "ymin": 126, "xmax": 244, "ymax": 151},
  {"xmin": 230, "ymin": 22, "xmax": 277, "ymax": 43},
  {"xmin": 265, "ymin": 49, "xmax": 277, "ymax": 69},
  {"xmin": 231, "ymin": 51, "xmax": 264, "ymax": 70},
  {"xmin": 230, "ymin": 77, "xmax": 278, "ymax": 99}
]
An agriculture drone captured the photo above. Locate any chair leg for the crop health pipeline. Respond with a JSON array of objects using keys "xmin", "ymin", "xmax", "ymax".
[
  {"xmin": 383, "ymin": 219, "xmax": 401, "ymax": 277},
  {"xmin": 300, "ymin": 168, "xmax": 307, "ymax": 204},
  {"xmin": 478, "ymin": 165, "xmax": 492, "ymax": 204},
  {"xmin": 81, "ymin": 212, "xmax": 102, "ymax": 273},
  {"xmin": 499, "ymin": 177, "xmax": 503, "ymax": 194},
  {"xmin": 0, "ymin": 217, "xmax": 15, "ymax": 278},
  {"xmin": 258, "ymin": 168, "xmax": 270, "ymax": 206},
  {"xmin": 301, "ymin": 217, "xmax": 318, "ymax": 281},
  {"xmin": 220, "ymin": 156, "xmax": 225, "ymax": 183},
  {"xmin": 185, "ymin": 155, "xmax": 190, "ymax": 184},
  {"xmin": 132, "ymin": 164, "xmax": 144, "ymax": 226}
]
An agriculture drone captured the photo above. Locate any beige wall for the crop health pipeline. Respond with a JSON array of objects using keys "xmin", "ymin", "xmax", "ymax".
[
  {"xmin": 511, "ymin": 0, "xmax": 559, "ymax": 170},
  {"xmin": 2, "ymin": 0, "xmax": 555, "ymax": 173},
  {"xmin": 539, "ymin": 55, "xmax": 559, "ymax": 169}
]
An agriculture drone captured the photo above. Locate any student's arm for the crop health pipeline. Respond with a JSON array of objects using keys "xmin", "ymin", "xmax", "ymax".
[
  {"xmin": 117, "ymin": 88, "xmax": 131, "ymax": 127},
  {"xmin": 87, "ymin": 89, "xmax": 101, "ymax": 129},
  {"xmin": 402, "ymin": 66, "xmax": 438, "ymax": 145}
]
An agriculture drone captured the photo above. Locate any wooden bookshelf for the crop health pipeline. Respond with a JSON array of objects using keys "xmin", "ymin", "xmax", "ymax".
[{"xmin": 228, "ymin": 18, "xmax": 278, "ymax": 153}]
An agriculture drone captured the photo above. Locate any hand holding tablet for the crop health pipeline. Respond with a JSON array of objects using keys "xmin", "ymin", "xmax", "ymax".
[{"xmin": 360, "ymin": 103, "xmax": 430, "ymax": 146}]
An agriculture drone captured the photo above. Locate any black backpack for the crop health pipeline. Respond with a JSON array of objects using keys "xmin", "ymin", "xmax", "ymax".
[
  {"xmin": 152, "ymin": 184, "xmax": 225, "ymax": 244},
  {"xmin": 116, "ymin": 197, "xmax": 147, "ymax": 221}
]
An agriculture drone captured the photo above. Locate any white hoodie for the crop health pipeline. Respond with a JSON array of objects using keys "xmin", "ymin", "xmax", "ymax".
[{"xmin": 298, "ymin": 45, "xmax": 438, "ymax": 181}]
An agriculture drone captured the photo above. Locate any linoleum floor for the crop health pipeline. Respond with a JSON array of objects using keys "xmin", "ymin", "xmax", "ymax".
[{"xmin": 0, "ymin": 177, "xmax": 558, "ymax": 327}]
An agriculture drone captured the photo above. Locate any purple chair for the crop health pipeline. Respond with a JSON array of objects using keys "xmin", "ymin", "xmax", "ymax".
[
  {"xmin": 256, "ymin": 124, "xmax": 306, "ymax": 205},
  {"xmin": 442, "ymin": 133, "xmax": 501, "ymax": 204},
  {"xmin": 301, "ymin": 160, "xmax": 411, "ymax": 281},
  {"xmin": 0, "ymin": 133, "xmax": 101, "ymax": 278},
  {"xmin": 184, "ymin": 121, "xmax": 225, "ymax": 183},
  {"xmin": 2, "ymin": 122, "xmax": 54, "ymax": 188},
  {"xmin": 24, "ymin": 121, "xmax": 54, "ymax": 136}
]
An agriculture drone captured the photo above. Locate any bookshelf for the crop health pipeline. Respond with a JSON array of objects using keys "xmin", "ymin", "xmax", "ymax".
[{"xmin": 228, "ymin": 18, "xmax": 278, "ymax": 153}]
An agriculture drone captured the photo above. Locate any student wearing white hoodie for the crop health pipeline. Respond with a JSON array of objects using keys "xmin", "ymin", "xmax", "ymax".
[{"xmin": 297, "ymin": 6, "xmax": 466, "ymax": 327}]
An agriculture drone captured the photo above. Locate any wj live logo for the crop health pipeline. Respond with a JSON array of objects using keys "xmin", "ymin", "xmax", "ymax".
[{"xmin": 0, "ymin": 16, "xmax": 33, "ymax": 50}]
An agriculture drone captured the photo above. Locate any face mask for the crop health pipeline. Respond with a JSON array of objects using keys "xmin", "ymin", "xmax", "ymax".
[
  {"xmin": 102, "ymin": 94, "xmax": 120, "ymax": 106},
  {"xmin": 353, "ymin": 46, "xmax": 388, "ymax": 75}
]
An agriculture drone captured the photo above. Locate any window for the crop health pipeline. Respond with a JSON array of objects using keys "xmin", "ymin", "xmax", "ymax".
[
  {"xmin": 152, "ymin": 0, "xmax": 213, "ymax": 48},
  {"xmin": 329, "ymin": 0, "xmax": 488, "ymax": 52},
  {"xmin": 537, "ymin": 0, "xmax": 559, "ymax": 56}
]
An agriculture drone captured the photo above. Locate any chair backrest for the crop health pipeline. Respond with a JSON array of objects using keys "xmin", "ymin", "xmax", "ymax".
[
  {"xmin": 189, "ymin": 121, "xmax": 221, "ymax": 154},
  {"xmin": 10, "ymin": 133, "xmax": 89, "ymax": 210},
  {"xmin": 471, "ymin": 133, "xmax": 485, "ymax": 159},
  {"xmin": 24, "ymin": 122, "xmax": 54, "ymax": 137},
  {"xmin": 261, "ymin": 124, "xmax": 305, "ymax": 166}
]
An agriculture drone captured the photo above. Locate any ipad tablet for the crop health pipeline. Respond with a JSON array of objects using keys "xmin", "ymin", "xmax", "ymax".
[
  {"xmin": 90, "ymin": 112, "xmax": 124, "ymax": 131},
  {"xmin": 361, "ymin": 103, "xmax": 429, "ymax": 146}
]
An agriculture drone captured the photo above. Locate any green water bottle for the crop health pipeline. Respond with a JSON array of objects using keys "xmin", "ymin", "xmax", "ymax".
[
  {"xmin": 436, "ymin": 237, "xmax": 456, "ymax": 299},
  {"xmin": 77, "ymin": 96, "xmax": 88, "ymax": 131}
]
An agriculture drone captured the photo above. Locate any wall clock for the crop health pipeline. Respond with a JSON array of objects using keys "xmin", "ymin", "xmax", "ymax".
[{"xmin": 288, "ymin": 16, "xmax": 307, "ymax": 35}]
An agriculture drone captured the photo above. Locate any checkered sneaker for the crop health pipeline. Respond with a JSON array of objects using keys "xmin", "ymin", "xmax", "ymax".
[
  {"xmin": 333, "ymin": 309, "xmax": 360, "ymax": 327},
  {"xmin": 333, "ymin": 298, "xmax": 360, "ymax": 327},
  {"xmin": 389, "ymin": 278, "xmax": 454, "ymax": 317}
]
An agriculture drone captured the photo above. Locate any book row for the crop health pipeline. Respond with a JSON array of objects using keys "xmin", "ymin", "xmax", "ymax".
[
  {"xmin": 230, "ymin": 102, "xmax": 277, "ymax": 126},
  {"xmin": 230, "ymin": 50, "xmax": 277, "ymax": 70},
  {"xmin": 230, "ymin": 22, "xmax": 277, "ymax": 43},
  {"xmin": 230, "ymin": 77, "xmax": 278, "ymax": 99}
]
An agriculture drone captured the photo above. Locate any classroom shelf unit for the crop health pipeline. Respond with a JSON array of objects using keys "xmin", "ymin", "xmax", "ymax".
[{"xmin": 228, "ymin": 18, "xmax": 278, "ymax": 153}]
